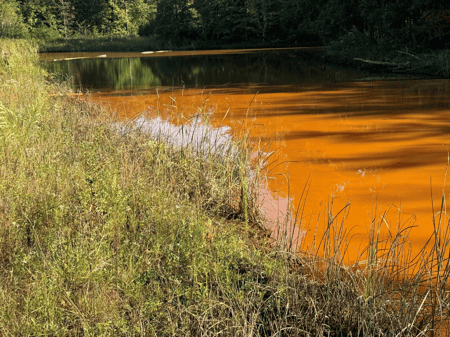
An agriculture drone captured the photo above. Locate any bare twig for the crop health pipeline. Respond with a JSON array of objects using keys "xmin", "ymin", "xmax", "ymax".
[
  {"xmin": 397, "ymin": 50, "xmax": 421, "ymax": 60},
  {"xmin": 353, "ymin": 57, "xmax": 410, "ymax": 66}
]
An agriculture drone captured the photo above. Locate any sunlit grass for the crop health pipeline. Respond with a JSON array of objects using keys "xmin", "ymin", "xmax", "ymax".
[
  {"xmin": 37, "ymin": 35, "xmax": 303, "ymax": 54},
  {"xmin": 38, "ymin": 35, "xmax": 164, "ymax": 53},
  {"xmin": 1, "ymin": 39, "xmax": 450, "ymax": 336}
]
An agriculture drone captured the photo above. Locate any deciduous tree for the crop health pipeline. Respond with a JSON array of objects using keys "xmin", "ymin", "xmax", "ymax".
[
  {"xmin": 0, "ymin": 0, "xmax": 28, "ymax": 38},
  {"xmin": 155, "ymin": 0, "xmax": 196, "ymax": 40}
]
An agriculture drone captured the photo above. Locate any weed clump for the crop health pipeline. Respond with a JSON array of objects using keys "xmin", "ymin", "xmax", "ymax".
[{"xmin": 1, "ymin": 39, "xmax": 450, "ymax": 336}]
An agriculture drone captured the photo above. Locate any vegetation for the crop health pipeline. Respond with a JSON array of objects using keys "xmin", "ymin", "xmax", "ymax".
[
  {"xmin": 38, "ymin": 35, "xmax": 163, "ymax": 53},
  {"xmin": 327, "ymin": 26, "xmax": 450, "ymax": 77},
  {"xmin": 2, "ymin": 38, "xmax": 450, "ymax": 336},
  {"xmin": 1, "ymin": 1, "xmax": 448, "ymax": 73},
  {"xmin": 1, "ymin": 0, "xmax": 448, "ymax": 75}
]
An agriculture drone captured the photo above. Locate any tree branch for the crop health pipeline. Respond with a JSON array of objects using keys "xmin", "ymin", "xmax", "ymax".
[
  {"xmin": 397, "ymin": 51, "xmax": 420, "ymax": 59},
  {"xmin": 353, "ymin": 58, "xmax": 410, "ymax": 66}
]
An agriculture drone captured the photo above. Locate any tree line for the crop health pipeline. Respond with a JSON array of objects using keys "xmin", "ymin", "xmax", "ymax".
[
  {"xmin": 1, "ymin": 0, "xmax": 156, "ymax": 38},
  {"xmin": 1, "ymin": 0, "xmax": 449, "ymax": 52}
]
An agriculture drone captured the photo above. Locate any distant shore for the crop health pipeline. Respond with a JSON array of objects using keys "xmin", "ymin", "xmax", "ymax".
[{"xmin": 38, "ymin": 35, "xmax": 449, "ymax": 79}]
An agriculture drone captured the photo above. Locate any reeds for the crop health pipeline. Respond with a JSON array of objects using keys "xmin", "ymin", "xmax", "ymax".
[{"xmin": 2, "ymin": 38, "xmax": 450, "ymax": 336}]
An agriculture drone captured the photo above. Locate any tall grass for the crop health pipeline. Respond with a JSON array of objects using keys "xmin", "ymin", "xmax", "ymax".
[
  {"xmin": 1, "ymin": 39, "xmax": 450, "ymax": 336},
  {"xmin": 37, "ymin": 35, "xmax": 170, "ymax": 53},
  {"xmin": 36, "ymin": 35, "xmax": 296, "ymax": 54}
]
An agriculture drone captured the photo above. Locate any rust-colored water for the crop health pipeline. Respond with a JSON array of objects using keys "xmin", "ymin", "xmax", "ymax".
[{"xmin": 86, "ymin": 79, "xmax": 450, "ymax": 262}]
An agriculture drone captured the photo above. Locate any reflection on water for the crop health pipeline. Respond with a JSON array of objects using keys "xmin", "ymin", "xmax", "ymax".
[
  {"xmin": 121, "ymin": 115, "xmax": 236, "ymax": 159},
  {"xmin": 41, "ymin": 48, "xmax": 450, "ymax": 262},
  {"xmin": 41, "ymin": 47, "xmax": 404, "ymax": 92},
  {"xmin": 117, "ymin": 114, "xmax": 292, "ymax": 244}
]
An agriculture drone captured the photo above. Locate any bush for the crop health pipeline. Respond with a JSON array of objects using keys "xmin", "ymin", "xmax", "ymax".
[
  {"xmin": 30, "ymin": 25, "xmax": 61, "ymax": 40},
  {"xmin": 327, "ymin": 26, "xmax": 373, "ymax": 62},
  {"xmin": 0, "ymin": 0, "xmax": 28, "ymax": 38}
]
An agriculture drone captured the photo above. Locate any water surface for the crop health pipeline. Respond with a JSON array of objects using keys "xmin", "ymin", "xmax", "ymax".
[
  {"xmin": 42, "ymin": 47, "xmax": 403, "ymax": 91},
  {"xmin": 41, "ymin": 48, "xmax": 450, "ymax": 261}
]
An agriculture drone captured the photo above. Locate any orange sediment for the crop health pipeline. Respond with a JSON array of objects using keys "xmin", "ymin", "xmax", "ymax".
[{"xmin": 86, "ymin": 79, "xmax": 450, "ymax": 262}]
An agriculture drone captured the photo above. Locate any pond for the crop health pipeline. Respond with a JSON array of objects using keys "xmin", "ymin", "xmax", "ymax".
[{"xmin": 41, "ymin": 47, "xmax": 450, "ymax": 262}]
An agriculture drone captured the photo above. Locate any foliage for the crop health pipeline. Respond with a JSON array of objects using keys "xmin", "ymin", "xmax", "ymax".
[
  {"xmin": 154, "ymin": 0, "xmax": 196, "ymax": 41},
  {"xmin": 0, "ymin": 0, "xmax": 28, "ymax": 38},
  {"xmin": 15, "ymin": 0, "xmax": 156, "ymax": 39},
  {"xmin": 320, "ymin": 0, "xmax": 450, "ymax": 75},
  {"xmin": 9, "ymin": 0, "xmax": 450, "ymax": 68},
  {"xmin": 327, "ymin": 26, "xmax": 374, "ymax": 63},
  {"xmin": 38, "ymin": 35, "xmax": 162, "ymax": 52}
]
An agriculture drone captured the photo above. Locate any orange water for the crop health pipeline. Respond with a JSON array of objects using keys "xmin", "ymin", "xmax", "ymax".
[{"xmin": 86, "ymin": 79, "xmax": 450, "ymax": 261}]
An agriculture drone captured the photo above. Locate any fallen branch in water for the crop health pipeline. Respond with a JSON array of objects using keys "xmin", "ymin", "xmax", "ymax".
[
  {"xmin": 397, "ymin": 50, "xmax": 421, "ymax": 59},
  {"xmin": 353, "ymin": 58, "xmax": 410, "ymax": 67}
]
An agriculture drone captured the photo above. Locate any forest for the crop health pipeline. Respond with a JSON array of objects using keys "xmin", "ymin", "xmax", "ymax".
[{"xmin": 1, "ymin": 0, "xmax": 449, "ymax": 53}]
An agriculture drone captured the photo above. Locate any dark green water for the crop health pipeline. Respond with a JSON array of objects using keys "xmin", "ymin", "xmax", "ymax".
[{"xmin": 41, "ymin": 48, "xmax": 404, "ymax": 91}]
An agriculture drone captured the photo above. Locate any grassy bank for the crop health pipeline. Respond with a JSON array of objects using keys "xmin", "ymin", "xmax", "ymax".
[
  {"xmin": 1, "ymin": 39, "xmax": 450, "ymax": 336},
  {"xmin": 37, "ymin": 35, "xmax": 319, "ymax": 53},
  {"xmin": 38, "ymin": 35, "xmax": 166, "ymax": 53}
]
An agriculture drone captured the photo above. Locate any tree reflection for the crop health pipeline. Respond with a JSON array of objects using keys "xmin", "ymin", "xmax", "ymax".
[{"xmin": 44, "ymin": 49, "xmax": 372, "ymax": 92}]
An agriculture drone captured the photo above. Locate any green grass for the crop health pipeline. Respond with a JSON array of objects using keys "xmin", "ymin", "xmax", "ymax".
[
  {"xmin": 37, "ymin": 34, "xmax": 318, "ymax": 54},
  {"xmin": 37, "ymin": 35, "xmax": 214, "ymax": 53},
  {"xmin": 37, "ymin": 35, "xmax": 170, "ymax": 53},
  {"xmin": 2, "ymin": 38, "xmax": 450, "ymax": 336}
]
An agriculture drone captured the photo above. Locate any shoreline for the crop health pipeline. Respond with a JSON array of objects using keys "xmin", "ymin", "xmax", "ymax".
[
  {"xmin": 2, "ymin": 38, "xmax": 450, "ymax": 335},
  {"xmin": 38, "ymin": 35, "xmax": 449, "ymax": 78}
]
